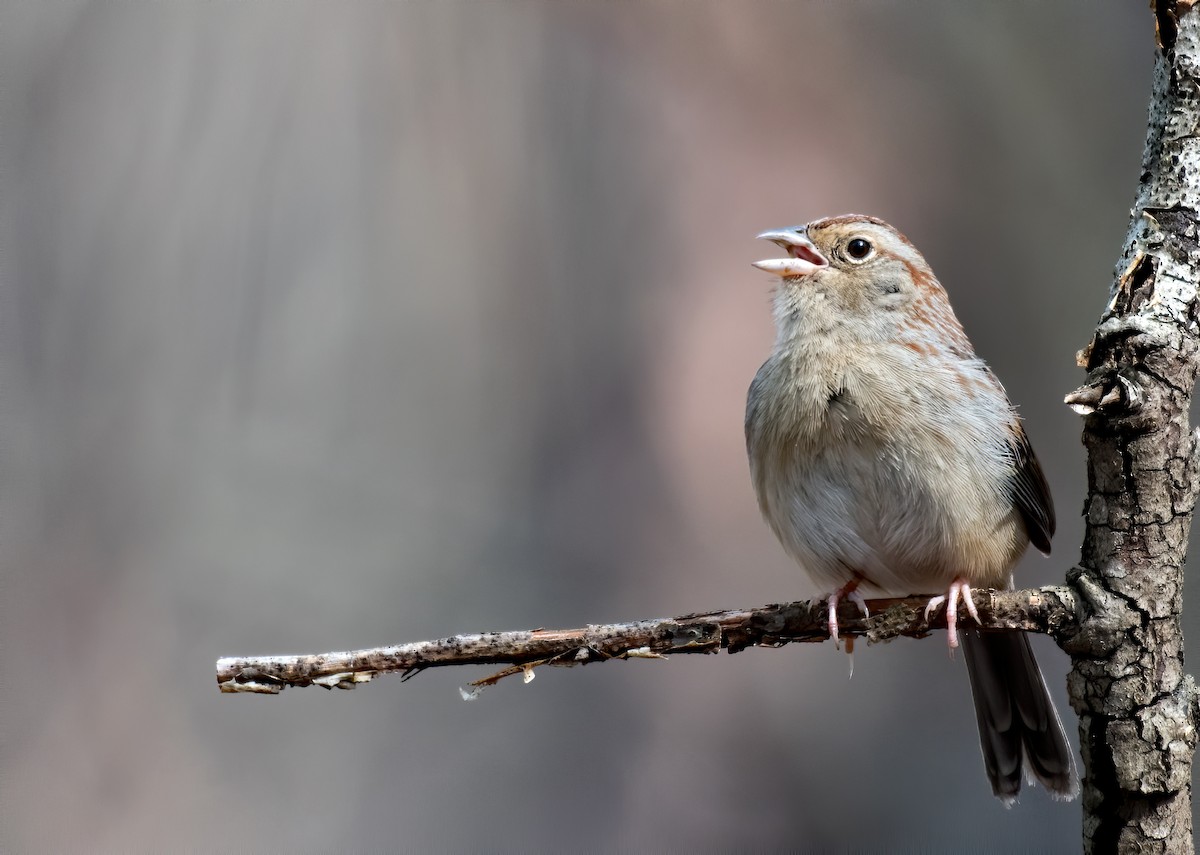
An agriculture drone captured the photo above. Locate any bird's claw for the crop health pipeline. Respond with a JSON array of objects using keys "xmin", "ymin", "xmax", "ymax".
[
  {"xmin": 828, "ymin": 581, "xmax": 870, "ymax": 648},
  {"xmin": 924, "ymin": 579, "xmax": 980, "ymax": 650}
]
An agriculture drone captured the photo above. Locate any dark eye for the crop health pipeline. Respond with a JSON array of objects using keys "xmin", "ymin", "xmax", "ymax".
[{"xmin": 846, "ymin": 238, "xmax": 872, "ymax": 260}]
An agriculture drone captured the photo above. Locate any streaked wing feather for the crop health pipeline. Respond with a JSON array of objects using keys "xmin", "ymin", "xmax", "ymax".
[{"xmin": 1005, "ymin": 423, "xmax": 1055, "ymax": 554}]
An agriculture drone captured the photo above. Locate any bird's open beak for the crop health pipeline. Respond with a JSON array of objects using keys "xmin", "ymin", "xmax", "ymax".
[{"xmin": 752, "ymin": 228, "xmax": 829, "ymax": 277}]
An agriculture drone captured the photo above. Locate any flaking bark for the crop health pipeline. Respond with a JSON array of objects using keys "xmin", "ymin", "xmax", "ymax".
[{"xmin": 1064, "ymin": 2, "xmax": 1200, "ymax": 851}]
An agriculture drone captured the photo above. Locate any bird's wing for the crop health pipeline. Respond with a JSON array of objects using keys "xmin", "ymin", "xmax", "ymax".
[{"xmin": 1004, "ymin": 422, "xmax": 1055, "ymax": 554}]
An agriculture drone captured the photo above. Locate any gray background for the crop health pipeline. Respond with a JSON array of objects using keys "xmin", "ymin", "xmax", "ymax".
[{"xmin": 1, "ymin": 2, "xmax": 1160, "ymax": 851}]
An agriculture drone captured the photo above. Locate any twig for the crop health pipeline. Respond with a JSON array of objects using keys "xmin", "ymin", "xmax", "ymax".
[{"xmin": 216, "ymin": 585, "xmax": 1077, "ymax": 694}]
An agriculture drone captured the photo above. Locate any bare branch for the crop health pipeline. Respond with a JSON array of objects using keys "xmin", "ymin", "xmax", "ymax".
[{"xmin": 216, "ymin": 586, "xmax": 1077, "ymax": 694}]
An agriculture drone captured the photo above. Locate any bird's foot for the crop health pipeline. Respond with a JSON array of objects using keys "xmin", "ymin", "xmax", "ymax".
[
  {"xmin": 827, "ymin": 581, "xmax": 870, "ymax": 648},
  {"xmin": 923, "ymin": 578, "xmax": 980, "ymax": 651}
]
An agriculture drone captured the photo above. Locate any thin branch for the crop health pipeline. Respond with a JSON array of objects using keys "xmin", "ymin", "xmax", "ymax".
[{"xmin": 216, "ymin": 585, "xmax": 1077, "ymax": 694}]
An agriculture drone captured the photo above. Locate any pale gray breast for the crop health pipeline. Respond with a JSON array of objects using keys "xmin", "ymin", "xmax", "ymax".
[{"xmin": 746, "ymin": 352, "xmax": 1027, "ymax": 594}]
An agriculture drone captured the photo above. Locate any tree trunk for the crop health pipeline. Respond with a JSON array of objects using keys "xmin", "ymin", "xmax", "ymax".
[{"xmin": 1067, "ymin": 3, "xmax": 1200, "ymax": 851}]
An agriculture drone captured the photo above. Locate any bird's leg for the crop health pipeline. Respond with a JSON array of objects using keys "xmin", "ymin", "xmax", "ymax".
[
  {"xmin": 923, "ymin": 578, "xmax": 981, "ymax": 650},
  {"xmin": 827, "ymin": 580, "xmax": 870, "ymax": 648}
]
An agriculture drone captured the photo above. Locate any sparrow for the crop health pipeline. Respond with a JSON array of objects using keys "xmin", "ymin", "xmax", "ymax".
[{"xmin": 745, "ymin": 214, "xmax": 1078, "ymax": 802}]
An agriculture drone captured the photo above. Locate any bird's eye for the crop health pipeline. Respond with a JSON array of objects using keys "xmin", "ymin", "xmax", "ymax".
[{"xmin": 846, "ymin": 238, "xmax": 873, "ymax": 261}]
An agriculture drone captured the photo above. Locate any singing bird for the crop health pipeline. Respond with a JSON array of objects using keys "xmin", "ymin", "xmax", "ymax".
[{"xmin": 745, "ymin": 214, "xmax": 1077, "ymax": 802}]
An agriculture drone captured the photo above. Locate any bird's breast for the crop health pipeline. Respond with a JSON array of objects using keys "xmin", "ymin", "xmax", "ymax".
[{"xmin": 746, "ymin": 349, "xmax": 1026, "ymax": 593}]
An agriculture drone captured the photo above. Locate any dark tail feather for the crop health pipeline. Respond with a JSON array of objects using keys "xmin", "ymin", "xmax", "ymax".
[{"xmin": 961, "ymin": 629, "xmax": 1078, "ymax": 803}]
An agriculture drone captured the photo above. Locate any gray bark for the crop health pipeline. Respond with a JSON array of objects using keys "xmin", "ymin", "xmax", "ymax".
[{"xmin": 1064, "ymin": 2, "xmax": 1200, "ymax": 851}]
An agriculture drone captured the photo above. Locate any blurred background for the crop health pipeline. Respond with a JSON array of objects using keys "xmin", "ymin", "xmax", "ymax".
[{"xmin": 0, "ymin": 1, "xmax": 1158, "ymax": 851}]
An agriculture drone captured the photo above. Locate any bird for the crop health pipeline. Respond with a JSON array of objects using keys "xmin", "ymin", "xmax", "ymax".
[{"xmin": 744, "ymin": 214, "xmax": 1078, "ymax": 803}]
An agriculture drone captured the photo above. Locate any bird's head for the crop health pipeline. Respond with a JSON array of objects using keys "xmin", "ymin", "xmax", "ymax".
[{"xmin": 753, "ymin": 214, "xmax": 952, "ymax": 346}]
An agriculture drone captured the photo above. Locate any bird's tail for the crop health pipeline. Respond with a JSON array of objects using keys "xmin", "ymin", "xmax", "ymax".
[{"xmin": 961, "ymin": 629, "xmax": 1079, "ymax": 804}]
